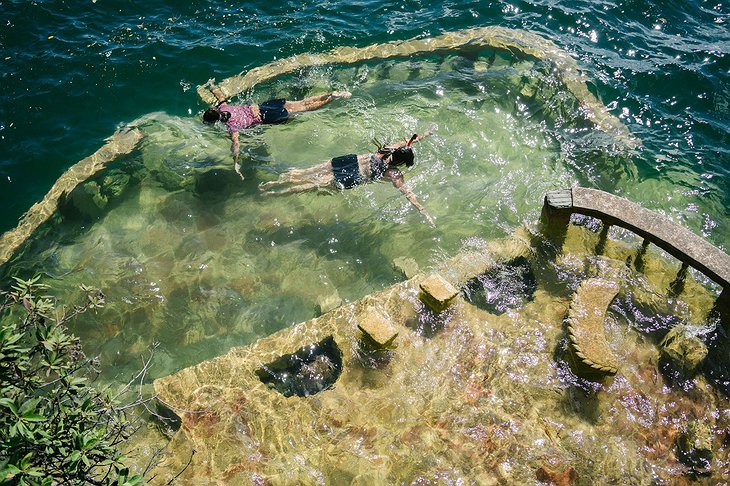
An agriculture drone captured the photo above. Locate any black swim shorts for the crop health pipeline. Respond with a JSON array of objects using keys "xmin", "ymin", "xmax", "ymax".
[
  {"xmin": 258, "ymin": 99, "xmax": 289, "ymax": 124},
  {"xmin": 331, "ymin": 153, "xmax": 362, "ymax": 189}
]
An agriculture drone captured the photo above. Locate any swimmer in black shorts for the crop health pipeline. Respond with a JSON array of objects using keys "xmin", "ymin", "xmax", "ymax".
[
  {"xmin": 259, "ymin": 133, "xmax": 435, "ymax": 226},
  {"xmin": 203, "ymin": 85, "xmax": 351, "ymax": 179}
]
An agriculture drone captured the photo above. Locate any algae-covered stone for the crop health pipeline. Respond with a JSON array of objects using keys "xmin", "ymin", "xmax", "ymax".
[
  {"xmin": 69, "ymin": 181, "xmax": 108, "ymax": 217},
  {"xmin": 357, "ymin": 310, "xmax": 398, "ymax": 350},
  {"xmin": 659, "ymin": 324, "xmax": 708, "ymax": 375},
  {"xmin": 387, "ymin": 62, "xmax": 411, "ymax": 82},
  {"xmin": 676, "ymin": 420, "xmax": 713, "ymax": 475},
  {"xmin": 419, "ymin": 274, "xmax": 458, "ymax": 312},
  {"xmin": 316, "ymin": 290, "xmax": 342, "ymax": 316},
  {"xmin": 520, "ymin": 80, "xmax": 537, "ymax": 99},
  {"xmin": 393, "ymin": 256, "xmax": 419, "ymax": 279},
  {"xmin": 183, "ymin": 322, "xmax": 205, "ymax": 346},
  {"xmin": 101, "ymin": 171, "xmax": 132, "ymax": 199},
  {"xmin": 474, "ymin": 60, "xmax": 489, "ymax": 72},
  {"xmin": 151, "ymin": 165, "xmax": 189, "ymax": 192}
]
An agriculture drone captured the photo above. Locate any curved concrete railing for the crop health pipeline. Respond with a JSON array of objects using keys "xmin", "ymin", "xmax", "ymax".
[
  {"xmin": 198, "ymin": 26, "xmax": 639, "ymax": 151},
  {"xmin": 0, "ymin": 124, "xmax": 144, "ymax": 267},
  {"xmin": 540, "ymin": 187, "xmax": 730, "ymax": 292}
]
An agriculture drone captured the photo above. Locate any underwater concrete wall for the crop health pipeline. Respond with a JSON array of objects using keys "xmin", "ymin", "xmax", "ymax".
[
  {"xmin": 199, "ymin": 26, "xmax": 639, "ymax": 151},
  {"xmin": 0, "ymin": 124, "xmax": 144, "ymax": 266}
]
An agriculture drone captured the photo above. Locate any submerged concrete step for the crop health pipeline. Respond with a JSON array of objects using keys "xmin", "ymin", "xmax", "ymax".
[{"xmin": 566, "ymin": 278, "xmax": 620, "ymax": 377}]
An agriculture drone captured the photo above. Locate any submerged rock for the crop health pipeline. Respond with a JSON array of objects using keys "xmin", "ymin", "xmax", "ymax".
[
  {"xmin": 393, "ymin": 256, "xmax": 420, "ymax": 279},
  {"xmin": 659, "ymin": 324, "xmax": 708, "ymax": 377},
  {"xmin": 68, "ymin": 181, "xmax": 108, "ymax": 217},
  {"xmin": 316, "ymin": 290, "xmax": 342, "ymax": 316},
  {"xmin": 536, "ymin": 465, "xmax": 578, "ymax": 485},
  {"xmin": 676, "ymin": 420, "xmax": 713, "ymax": 476}
]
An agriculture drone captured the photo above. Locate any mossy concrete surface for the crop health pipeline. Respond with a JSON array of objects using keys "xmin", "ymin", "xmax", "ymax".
[{"xmin": 146, "ymin": 228, "xmax": 729, "ymax": 485}]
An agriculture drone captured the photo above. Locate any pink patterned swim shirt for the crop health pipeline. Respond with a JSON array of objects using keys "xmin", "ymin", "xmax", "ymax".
[{"xmin": 219, "ymin": 103, "xmax": 262, "ymax": 132}]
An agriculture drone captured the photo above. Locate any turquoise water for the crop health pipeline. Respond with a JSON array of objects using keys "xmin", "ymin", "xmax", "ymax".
[
  {"xmin": 1, "ymin": 0, "xmax": 727, "ymax": 242},
  {"xmin": 1, "ymin": 1, "xmax": 728, "ymax": 382}
]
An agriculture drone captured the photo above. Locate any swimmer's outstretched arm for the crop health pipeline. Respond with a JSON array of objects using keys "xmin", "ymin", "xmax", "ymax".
[
  {"xmin": 209, "ymin": 85, "xmax": 228, "ymax": 105},
  {"xmin": 231, "ymin": 131, "xmax": 243, "ymax": 180},
  {"xmin": 383, "ymin": 132, "xmax": 433, "ymax": 150},
  {"xmin": 205, "ymin": 85, "xmax": 244, "ymax": 179},
  {"xmin": 387, "ymin": 169, "xmax": 435, "ymax": 227}
]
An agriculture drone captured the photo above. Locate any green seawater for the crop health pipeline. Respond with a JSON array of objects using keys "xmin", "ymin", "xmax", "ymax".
[
  {"xmin": 1, "ymin": 0, "xmax": 727, "ymax": 383},
  {"xmin": 1, "ymin": 1, "xmax": 729, "ymax": 482},
  {"xmin": 5, "ymin": 52, "xmax": 577, "ymax": 378}
]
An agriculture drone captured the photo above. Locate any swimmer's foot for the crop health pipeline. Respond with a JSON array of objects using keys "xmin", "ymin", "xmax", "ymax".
[
  {"xmin": 259, "ymin": 181, "xmax": 275, "ymax": 190},
  {"xmin": 330, "ymin": 91, "xmax": 352, "ymax": 99}
]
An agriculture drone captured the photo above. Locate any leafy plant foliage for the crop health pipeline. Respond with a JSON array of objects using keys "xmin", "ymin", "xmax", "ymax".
[{"xmin": 0, "ymin": 276, "xmax": 141, "ymax": 485}]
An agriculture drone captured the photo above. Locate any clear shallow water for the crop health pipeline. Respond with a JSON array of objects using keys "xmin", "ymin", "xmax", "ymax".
[
  {"xmin": 0, "ymin": 0, "xmax": 727, "ymax": 376},
  {"xmin": 5, "ymin": 51, "xmax": 582, "ymax": 379},
  {"xmin": 1, "ymin": 0, "xmax": 728, "ymax": 242},
  {"xmin": 1, "ymin": 2, "xmax": 729, "ymax": 481}
]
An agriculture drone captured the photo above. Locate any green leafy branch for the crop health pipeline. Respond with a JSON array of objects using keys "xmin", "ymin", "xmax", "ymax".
[{"xmin": 0, "ymin": 276, "xmax": 142, "ymax": 486}]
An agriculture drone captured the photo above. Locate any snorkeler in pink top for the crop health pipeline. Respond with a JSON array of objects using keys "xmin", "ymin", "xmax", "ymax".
[{"xmin": 203, "ymin": 86, "xmax": 351, "ymax": 180}]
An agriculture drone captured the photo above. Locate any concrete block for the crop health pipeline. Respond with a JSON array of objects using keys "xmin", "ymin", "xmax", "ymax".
[
  {"xmin": 357, "ymin": 310, "xmax": 398, "ymax": 350},
  {"xmin": 419, "ymin": 274, "xmax": 458, "ymax": 312}
]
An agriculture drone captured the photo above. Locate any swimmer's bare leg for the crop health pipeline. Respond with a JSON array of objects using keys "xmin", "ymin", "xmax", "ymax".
[
  {"xmin": 285, "ymin": 91, "xmax": 352, "ymax": 114},
  {"xmin": 261, "ymin": 182, "xmax": 323, "ymax": 195},
  {"xmin": 259, "ymin": 180, "xmax": 286, "ymax": 191},
  {"xmin": 259, "ymin": 173, "xmax": 305, "ymax": 190}
]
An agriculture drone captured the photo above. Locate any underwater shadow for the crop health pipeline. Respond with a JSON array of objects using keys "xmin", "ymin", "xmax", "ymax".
[
  {"xmin": 460, "ymin": 256, "xmax": 538, "ymax": 316},
  {"xmin": 256, "ymin": 335, "xmax": 343, "ymax": 397}
]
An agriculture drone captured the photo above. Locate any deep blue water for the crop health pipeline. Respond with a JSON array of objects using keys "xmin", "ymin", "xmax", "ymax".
[{"xmin": 0, "ymin": 0, "xmax": 728, "ymax": 241}]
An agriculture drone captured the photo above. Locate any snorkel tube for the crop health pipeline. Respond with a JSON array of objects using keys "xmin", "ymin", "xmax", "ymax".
[{"xmin": 406, "ymin": 133, "xmax": 417, "ymax": 147}]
